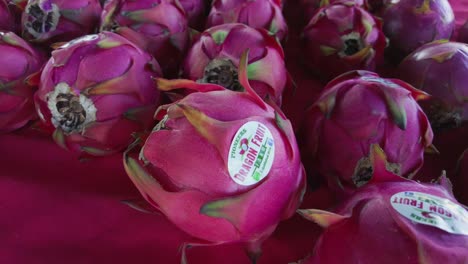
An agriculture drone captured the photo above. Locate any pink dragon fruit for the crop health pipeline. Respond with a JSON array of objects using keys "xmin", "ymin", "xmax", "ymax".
[
  {"xmin": 34, "ymin": 31, "xmax": 162, "ymax": 156},
  {"xmin": 21, "ymin": 0, "xmax": 102, "ymax": 44},
  {"xmin": 181, "ymin": 23, "xmax": 288, "ymax": 105},
  {"xmin": 382, "ymin": 0, "xmax": 455, "ymax": 57},
  {"xmin": 299, "ymin": 70, "xmax": 434, "ymax": 197},
  {"xmin": 458, "ymin": 20, "xmax": 468, "ymax": 44},
  {"xmin": 206, "ymin": 0, "xmax": 288, "ymax": 41},
  {"xmin": 0, "ymin": 0, "xmax": 15, "ymax": 32},
  {"xmin": 0, "ymin": 31, "xmax": 44, "ymax": 133},
  {"xmin": 398, "ymin": 41, "xmax": 468, "ymax": 130},
  {"xmin": 302, "ymin": 3, "xmax": 386, "ymax": 81},
  {"xmin": 100, "ymin": 0, "xmax": 189, "ymax": 77},
  {"xmin": 297, "ymin": 144, "xmax": 468, "ymax": 264},
  {"xmin": 123, "ymin": 51, "xmax": 306, "ymax": 262}
]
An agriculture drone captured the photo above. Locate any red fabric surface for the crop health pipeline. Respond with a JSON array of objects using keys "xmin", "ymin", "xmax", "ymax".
[{"xmin": 1, "ymin": 1, "xmax": 467, "ymax": 263}]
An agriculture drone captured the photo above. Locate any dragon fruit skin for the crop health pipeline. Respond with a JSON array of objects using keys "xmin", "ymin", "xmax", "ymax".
[
  {"xmin": 297, "ymin": 146, "xmax": 468, "ymax": 264},
  {"xmin": 382, "ymin": 0, "xmax": 455, "ymax": 56},
  {"xmin": 178, "ymin": 0, "xmax": 207, "ymax": 30},
  {"xmin": 299, "ymin": 70, "xmax": 433, "ymax": 197},
  {"xmin": 302, "ymin": 3, "xmax": 386, "ymax": 81},
  {"xmin": 398, "ymin": 41, "xmax": 468, "ymax": 130},
  {"xmin": 0, "ymin": 31, "xmax": 44, "ymax": 133},
  {"xmin": 458, "ymin": 20, "xmax": 468, "ymax": 44},
  {"xmin": 21, "ymin": 0, "xmax": 102, "ymax": 44},
  {"xmin": 5, "ymin": 0, "xmax": 25, "ymax": 29},
  {"xmin": 182, "ymin": 23, "xmax": 288, "ymax": 105},
  {"xmin": 124, "ymin": 52, "xmax": 306, "ymax": 258},
  {"xmin": 365, "ymin": 0, "xmax": 385, "ymax": 15},
  {"xmin": 100, "ymin": 0, "xmax": 189, "ymax": 77},
  {"xmin": 300, "ymin": 0, "xmax": 366, "ymax": 23},
  {"xmin": 207, "ymin": 0, "xmax": 288, "ymax": 41},
  {"xmin": 34, "ymin": 32, "xmax": 162, "ymax": 156},
  {"xmin": 0, "ymin": 0, "xmax": 15, "ymax": 32}
]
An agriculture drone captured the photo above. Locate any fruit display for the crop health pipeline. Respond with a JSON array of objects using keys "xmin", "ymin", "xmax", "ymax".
[{"xmin": 0, "ymin": 0, "xmax": 467, "ymax": 263}]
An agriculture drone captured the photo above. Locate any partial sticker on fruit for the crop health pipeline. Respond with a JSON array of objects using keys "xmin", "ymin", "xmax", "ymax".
[
  {"xmin": 390, "ymin": 191, "xmax": 468, "ymax": 235},
  {"xmin": 228, "ymin": 121, "xmax": 275, "ymax": 186}
]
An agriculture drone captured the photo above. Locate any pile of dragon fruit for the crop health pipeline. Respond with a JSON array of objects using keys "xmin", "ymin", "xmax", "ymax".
[{"xmin": 1, "ymin": 0, "xmax": 468, "ymax": 263}]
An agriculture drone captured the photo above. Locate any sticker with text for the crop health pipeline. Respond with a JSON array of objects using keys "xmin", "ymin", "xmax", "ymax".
[
  {"xmin": 391, "ymin": 191, "xmax": 468, "ymax": 235},
  {"xmin": 228, "ymin": 121, "xmax": 275, "ymax": 186}
]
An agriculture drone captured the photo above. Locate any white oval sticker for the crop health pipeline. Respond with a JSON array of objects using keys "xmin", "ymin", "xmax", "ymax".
[
  {"xmin": 227, "ymin": 121, "xmax": 275, "ymax": 186},
  {"xmin": 390, "ymin": 191, "xmax": 468, "ymax": 235}
]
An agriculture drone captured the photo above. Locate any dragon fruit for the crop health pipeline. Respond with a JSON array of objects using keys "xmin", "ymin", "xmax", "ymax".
[
  {"xmin": 181, "ymin": 23, "xmax": 288, "ymax": 105},
  {"xmin": 124, "ymin": 51, "xmax": 306, "ymax": 262},
  {"xmin": 0, "ymin": 31, "xmax": 44, "ymax": 133},
  {"xmin": 299, "ymin": 70, "xmax": 434, "ymax": 197},
  {"xmin": 34, "ymin": 32, "xmax": 162, "ymax": 156},
  {"xmin": 206, "ymin": 0, "xmax": 288, "ymax": 41},
  {"xmin": 458, "ymin": 20, "xmax": 468, "ymax": 44},
  {"xmin": 21, "ymin": 0, "xmax": 102, "ymax": 44},
  {"xmin": 100, "ymin": 0, "xmax": 189, "ymax": 77},
  {"xmin": 297, "ymin": 144, "xmax": 468, "ymax": 264},
  {"xmin": 0, "ymin": 0, "xmax": 15, "ymax": 32},
  {"xmin": 398, "ymin": 41, "xmax": 468, "ymax": 130},
  {"xmin": 382, "ymin": 0, "xmax": 455, "ymax": 57},
  {"xmin": 302, "ymin": 3, "xmax": 386, "ymax": 81}
]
